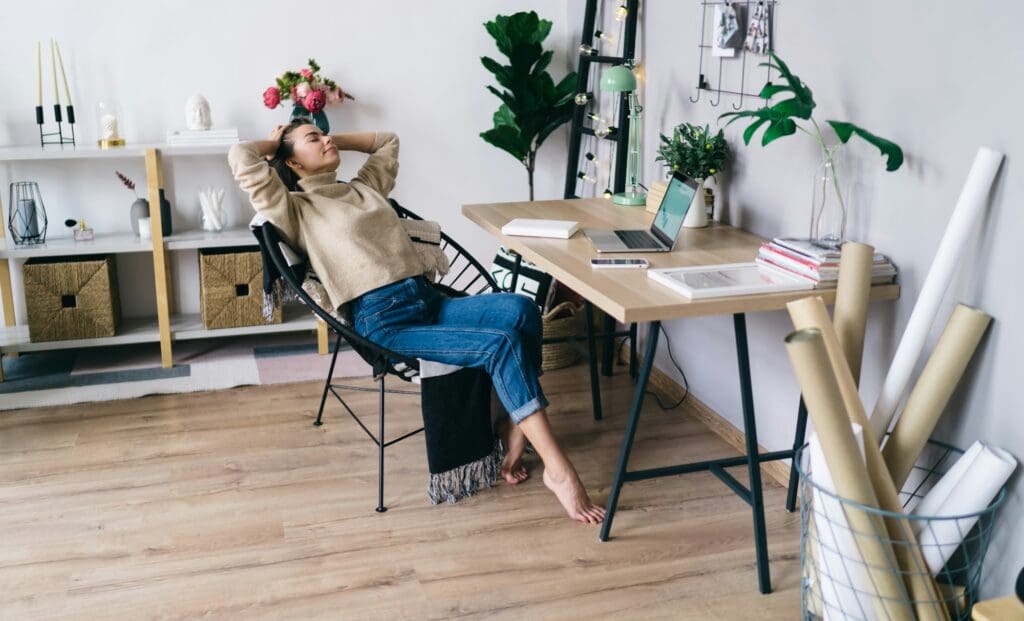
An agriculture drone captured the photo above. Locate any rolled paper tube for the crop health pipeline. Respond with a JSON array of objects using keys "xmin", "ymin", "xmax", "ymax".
[
  {"xmin": 787, "ymin": 296, "xmax": 948, "ymax": 620},
  {"xmin": 808, "ymin": 427, "xmax": 879, "ymax": 620},
  {"xmin": 833, "ymin": 242, "xmax": 875, "ymax": 385},
  {"xmin": 911, "ymin": 441, "xmax": 985, "ymax": 530},
  {"xmin": 882, "ymin": 304, "xmax": 992, "ymax": 489},
  {"xmin": 784, "ymin": 329, "xmax": 912, "ymax": 621},
  {"xmin": 871, "ymin": 148, "xmax": 1005, "ymax": 442},
  {"xmin": 916, "ymin": 443, "xmax": 1016, "ymax": 575}
]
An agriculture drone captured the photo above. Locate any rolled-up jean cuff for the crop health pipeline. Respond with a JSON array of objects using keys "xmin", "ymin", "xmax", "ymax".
[{"xmin": 509, "ymin": 395, "xmax": 549, "ymax": 424}]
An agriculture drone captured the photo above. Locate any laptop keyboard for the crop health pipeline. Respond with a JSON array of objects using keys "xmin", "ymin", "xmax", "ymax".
[{"xmin": 615, "ymin": 230, "xmax": 660, "ymax": 249}]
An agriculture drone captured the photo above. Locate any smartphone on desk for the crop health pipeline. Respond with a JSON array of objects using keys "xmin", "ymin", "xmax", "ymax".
[{"xmin": 590, "ymin": 257, "xmax": 649, "ymax": 269}]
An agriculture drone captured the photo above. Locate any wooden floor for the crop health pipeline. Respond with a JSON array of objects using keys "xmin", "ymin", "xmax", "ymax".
[{"xmin": 0, "ymin": 364, "xmax": 802, "ymax": 620}]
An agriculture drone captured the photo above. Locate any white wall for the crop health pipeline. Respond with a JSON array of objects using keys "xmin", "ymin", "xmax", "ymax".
[
  {"xmin": 639, "ymin": 0, "xmax": 1023, "ymax": 598},
  {"xmin": 0, "ymin": 0, "xmax": 572, "ymax": 319}
]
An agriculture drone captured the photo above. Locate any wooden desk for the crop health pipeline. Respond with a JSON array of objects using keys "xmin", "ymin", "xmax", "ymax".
[{"xmin": 463, "ymin": 197, "xmax": 899, "ymax": 595}]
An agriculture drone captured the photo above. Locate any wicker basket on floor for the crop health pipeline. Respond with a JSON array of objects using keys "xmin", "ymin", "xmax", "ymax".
[
  {"xmin": 23, "ymin": 254, "xmax": 121, "ymax": 342},
  {"xmin": 199, "ymin": 248, "xmax": 281, "ymax": 329},
  {"xmin": 541, "ymin": 301, "xmax": 583, "ymax": 371}
]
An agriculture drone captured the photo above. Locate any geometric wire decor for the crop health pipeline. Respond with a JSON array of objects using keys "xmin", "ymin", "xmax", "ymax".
[{"xmin": 8, "ymin": 181, "xmax": 48, "ymax": 245}]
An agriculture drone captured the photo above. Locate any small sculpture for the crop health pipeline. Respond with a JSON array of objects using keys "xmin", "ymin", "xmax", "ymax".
[{"xmin": 185, "ymin": 94, "xmax": 212, "ymax": 130}]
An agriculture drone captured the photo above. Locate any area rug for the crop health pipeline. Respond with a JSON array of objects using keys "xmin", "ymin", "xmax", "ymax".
[{"xmin": 0, "ymin": 333, "xmax": 371, "ymax": 411}]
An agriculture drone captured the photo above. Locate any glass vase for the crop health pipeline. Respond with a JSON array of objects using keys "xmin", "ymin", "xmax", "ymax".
[
  {"xmin": 810, "ymin": 145, "xmax": 849, "ymax": 249},
  {"xmin": 290, "ymin": 104, "xmax": 329, "ymax": 134}
]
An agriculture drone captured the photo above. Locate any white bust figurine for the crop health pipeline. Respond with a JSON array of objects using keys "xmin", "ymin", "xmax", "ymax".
[{"xmin": 185, "ymin": 94, "xmax": 212, "ymax": 130}]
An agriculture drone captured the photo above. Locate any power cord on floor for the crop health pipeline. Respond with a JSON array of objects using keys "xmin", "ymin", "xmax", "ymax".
[{"xmin": 615, "ymin": 328, "xmax": 689, "ymax": 410}]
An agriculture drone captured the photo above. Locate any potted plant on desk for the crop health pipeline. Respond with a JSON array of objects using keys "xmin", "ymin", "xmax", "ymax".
[{"xmin": 654, "ymin": 123, "xmax": 730, "ymax": 227}]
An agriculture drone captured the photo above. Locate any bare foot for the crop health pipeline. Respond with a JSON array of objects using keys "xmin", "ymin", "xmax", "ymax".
[
  {"xmin": 542, "ymin": 467, "xmax": 606, "ymax": 524},
  {"xmin": 496, "ymin": 417, "xmax": 529, "ymax": 485}
]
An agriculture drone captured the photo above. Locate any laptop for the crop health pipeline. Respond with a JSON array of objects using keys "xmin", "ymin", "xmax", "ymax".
[{"xmin": 584, "ymin": 172, "xmax": 700, "ymax": 253}]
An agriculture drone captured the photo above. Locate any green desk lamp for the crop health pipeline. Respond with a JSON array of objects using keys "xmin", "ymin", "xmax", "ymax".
[{"xmin": 600, "ymin": 64, "xmax": 646, "ymax": 206}]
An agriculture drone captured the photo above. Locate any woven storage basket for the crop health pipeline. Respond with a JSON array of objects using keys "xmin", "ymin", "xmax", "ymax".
[
  {"xmin": 23, "ymin": 254, "xmax": 121, "ymax": 342},
  {"xmin": 541, "ymin": 301, "xmax": 584, "ymax": 371},
  {"xmin": 199, "ymin": 247, "xmax": 281, "ymax": 329}
]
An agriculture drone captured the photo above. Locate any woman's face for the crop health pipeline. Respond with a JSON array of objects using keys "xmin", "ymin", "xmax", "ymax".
[{"xmin": 286, "ymin": 125, "xmax": 340, "ymax": 176}]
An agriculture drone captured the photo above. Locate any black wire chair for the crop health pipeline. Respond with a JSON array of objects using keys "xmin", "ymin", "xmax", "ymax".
[{"xmin": 254, "ymin": 199, "xmax": 499, "ymax": 512}]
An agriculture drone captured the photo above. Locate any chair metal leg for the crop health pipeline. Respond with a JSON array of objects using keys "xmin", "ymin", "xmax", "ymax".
[
  {"xmin": 584, "ymin": 300, "xmax": 603, "ymax": 421},
  {"xmin": 734, "ymin": 313, "xmax": 772, "ymax": 594},
  {"xmin": 314, "ymin": 334, "xmax": 343, "ymax": 426},
  {"xmin": 785, "ymin": 397, "xmax": 809, "ymax": 512},
  {"xmin": 599, "ymin": 321, "xmax": 661, "ymax": 542},
  {"xmin": 376, "ymin": 375, "xmax": 387, "ymax": 513}
]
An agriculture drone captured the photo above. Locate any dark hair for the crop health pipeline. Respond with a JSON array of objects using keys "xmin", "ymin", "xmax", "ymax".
[{"xmin": 268, "ymin": 117, "xmax": 314, "ymax": 191}]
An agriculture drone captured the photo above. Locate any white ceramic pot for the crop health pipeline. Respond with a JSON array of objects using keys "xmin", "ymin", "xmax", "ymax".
[{"xmin": 682, "ymin": 178, "xmax": 708, "ymax": 228}]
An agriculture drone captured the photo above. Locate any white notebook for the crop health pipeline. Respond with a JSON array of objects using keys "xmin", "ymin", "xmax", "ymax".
[{"xmin": 501, "ymin": 218, "xmax": 579, "ymax": 239}]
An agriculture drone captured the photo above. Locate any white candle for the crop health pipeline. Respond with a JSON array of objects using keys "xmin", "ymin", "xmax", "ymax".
[
  {"xmin": 869, "ymin": 147, "xmax": 1004, "ymax": 442},
  {"xmin": 36, "ymin": 41, "xmax": 42, "ymax": 107},
  {"xmin": 54, "ymin": 39, "xmax": 72, "ymax": 106},
  {"xmin": 101, "ymin": 114, "xmax": 119, "ymax": 140},
  {"xmin": 50, "ymin": 39, "xmax": 60, "ymax": 105}
]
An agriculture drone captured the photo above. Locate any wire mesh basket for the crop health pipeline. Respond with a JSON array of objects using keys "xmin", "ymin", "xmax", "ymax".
[{"xmin": 795, "ymin": 439, "xmax": 1007, "ymax": 620}]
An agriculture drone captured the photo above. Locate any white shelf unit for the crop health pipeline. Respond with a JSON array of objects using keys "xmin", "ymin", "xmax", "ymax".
[{"xmin": 0, "ymin": 143, "xmax": 326, "ymax": 375}]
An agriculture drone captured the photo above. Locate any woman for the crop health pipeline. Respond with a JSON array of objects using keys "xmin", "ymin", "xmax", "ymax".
[{"xmin": 229, "ymin": 119, "xmax": 604, "ymax": 524}]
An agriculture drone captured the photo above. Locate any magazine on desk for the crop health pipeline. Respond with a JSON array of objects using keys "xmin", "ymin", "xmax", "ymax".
[{"xmin": 647, "ymin": 262, "xmax": 815, "ymax": 299}]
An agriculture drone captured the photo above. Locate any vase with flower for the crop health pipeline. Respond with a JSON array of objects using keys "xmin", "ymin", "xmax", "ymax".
[
  {"xmin": 262, "ymin": 58, "xmax": 353, "ymax": 134},
  {"xmin": 720, "ymin": 53, "xmax": 904, "ymax": 249}
]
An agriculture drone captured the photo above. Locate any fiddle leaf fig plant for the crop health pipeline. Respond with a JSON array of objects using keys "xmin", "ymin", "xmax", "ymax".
[
  {"xmin": 480, "ymin": 11, "xmax": 578, "ymax": 200},
  {"xmin": 719, "ymin": 52, "xmax": 904, "ymax": 172}
]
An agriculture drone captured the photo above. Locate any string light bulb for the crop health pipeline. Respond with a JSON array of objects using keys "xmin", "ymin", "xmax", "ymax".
[
  {"xmin": 595, "ymin": 125, "xmax": 617, "ymax": 138},
  {"xmin": 579, "ymin": 43, "xmax": 598, "ymax": 56},
  {"xmin": 574, "ymin": 92, "xmax": 593, "ymax": 106},
  {"xmin": 594, "ymin": 30, "xmax": 617, "ymax": 45},
  {"xmin": 584, "ymin": 152, "xmax": 601, "ymax": 167},
  {"xmin": 603, "ymin": 188, "xmax": 613, "ymax": 199},
  {"xmin": 586, "ymin": 112, "xmax": 607, "ymax": 124},
  {"xmin": 577, "ymin": 171, "xmax": 597, "ymax": 184},
  {"xmin": 614, "ymin": 4, "xmax": 629, "ymax": 22}
]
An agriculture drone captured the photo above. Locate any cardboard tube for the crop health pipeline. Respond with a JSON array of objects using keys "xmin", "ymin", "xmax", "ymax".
[
  {"xmin": 871, "ymin": 148, "xmax": 1005, "ymax": 441},
  {"xmin": 787, "ymin": 297, "xmax": 948, "ymax": 620},
  {"xmin": 785, "ymin": 329, "xmax": 912, "ymax": 621},
  {"xmin": 882, "ymin": 304, "xmax": 992, "ymax": 489},
  {"xmin": 834, "ymin": 242, "xmax": 875, "ymax": 385}
]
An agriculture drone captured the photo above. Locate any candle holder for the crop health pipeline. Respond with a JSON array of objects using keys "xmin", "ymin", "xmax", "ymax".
[
  {"xmin": 36, "ymin": 103, "xmax": 76, "ymax": 148},
  {"xmin": 8, "ymin": 181, "xmax": 48, "ymax": 245}
]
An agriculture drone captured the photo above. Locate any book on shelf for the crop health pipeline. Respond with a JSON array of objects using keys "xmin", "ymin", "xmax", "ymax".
[{"xmin": 166, "ymin": 128, "xmax": 240, "ymax": 146}]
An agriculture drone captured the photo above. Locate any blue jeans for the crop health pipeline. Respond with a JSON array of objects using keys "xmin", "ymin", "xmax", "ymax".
[{"xmin": 351, "ymin": 277, "xmax": 548, "ymax": 423}]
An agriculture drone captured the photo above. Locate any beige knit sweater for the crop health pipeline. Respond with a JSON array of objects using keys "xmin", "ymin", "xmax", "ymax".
[{"xmin": 228, "ymin": 132, "xmax": 425, "ymax": 308}]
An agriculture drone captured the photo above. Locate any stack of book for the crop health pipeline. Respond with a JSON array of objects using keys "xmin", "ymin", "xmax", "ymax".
[
  {"xmin": 756, "ymin": 237, "xmax": 898, "ymax": 287},
  {"xmin": 166, "ymin": 128, "xmax": 239, "ymax": 147}
]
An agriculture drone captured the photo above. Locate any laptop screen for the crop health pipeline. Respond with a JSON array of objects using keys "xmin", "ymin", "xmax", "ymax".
[{"xmin": 651, "ymin": 173, "xmax": 698, "ymax": 245}]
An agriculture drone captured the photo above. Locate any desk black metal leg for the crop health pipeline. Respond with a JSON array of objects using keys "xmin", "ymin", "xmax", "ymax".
[
  {"xmin": 734, "ymin": 313, "xmax": 771, "ymax": 594},
  {"xmin": 584, "ymin": 301, "xmax": 603, "ymax": 421},
  {"xmin": 785, "ymin": 397, "xmax": 809, "ymax": 512},
  {"xmin": 601, "ymin": 314, "xmax": 615, "ymax": 377},
  {"xmin": 599, "ymin": 321, "xmax": 661, "ymax": 542}
]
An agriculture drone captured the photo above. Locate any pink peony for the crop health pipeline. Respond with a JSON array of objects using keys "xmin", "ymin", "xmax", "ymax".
[
  {"xmin": 295, "ymin": 82, "xmax": 312, "ymax": 99},
  {"xmin": 303, "ymin": 89, "xmax": 326, "ymax": 114},
  {"xmin": 300, "ymin": 68, "xmax": 314, "ymax": 80},
  {"xmin": 263, "ymin": 86, "xmax": 281, "ymax": 109},
  {"xmin": 325, "ymin": 87, "xmax": 342, "ymax": 105}
]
